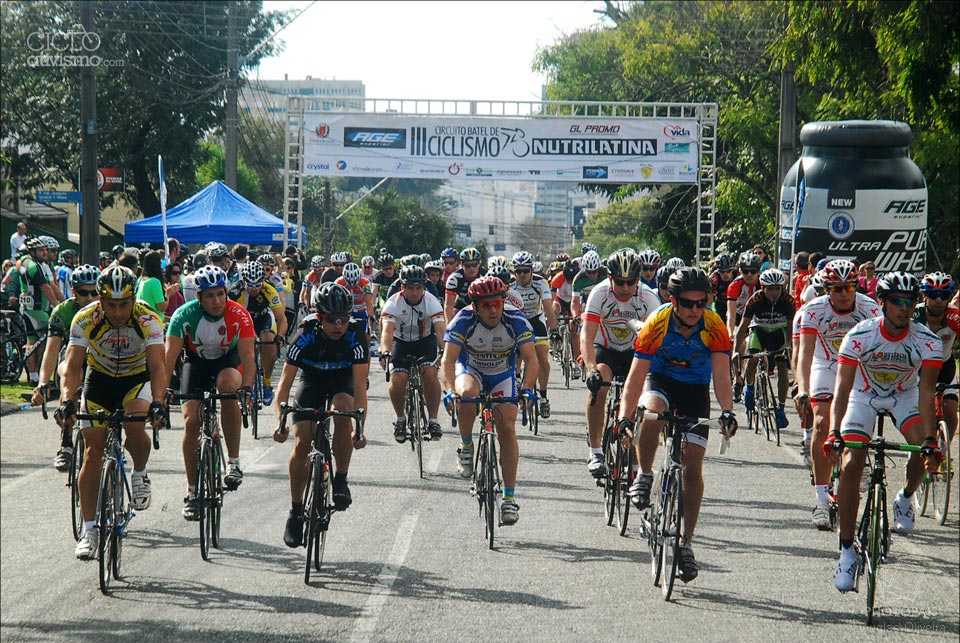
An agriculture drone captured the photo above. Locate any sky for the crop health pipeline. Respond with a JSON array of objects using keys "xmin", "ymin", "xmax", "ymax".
[{"xmin": 253, "ymin": 1, "xmax": 610, "ymax": 102}]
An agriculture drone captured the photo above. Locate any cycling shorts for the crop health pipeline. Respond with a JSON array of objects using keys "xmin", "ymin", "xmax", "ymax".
[
  {"xmin": 294, "ymin": 369, "xmax": 354, "ymax": 423},
  {"xmin": 22, "ymin": 309, "xmax": 48, "ymax": 342},
  {"xmin": 748, "ymin": 328, "xmax": 789, "ymax": 360},
  {"xmin": 809, "ymin": 359, "xmax": 839, "ymax": 403},
  {"xmin": 528, "ymin": 316, "xmax": 549, "ymax": 347},
  {"xmin": 596, "ymin": 346, "xmax": 634, "ymax": 380},
  {"xmin": 938, "ymin": 358, "xmax": 958, "ymax": 399},
  {"xmin": 252, "ymin": 309, "xmax": 277, "ymax": 335},
  {"xmin": 390, "ymin": 336, "xmax": 438, "ymax": 374},
  {"xmin": 640, "ymin": 372, "xmax": 711, "ymax": 450},
  {"xmin": 81, "ymin": 369, "xmax": 151, "ymax": 428},
  {"xmin": 455, "ymin": 364, "xmax": 517, "ymax": 403},
  {"xmin": 181, "ymin": 349, "xmax": 241, "ymax": 395},
  {"xmin": 840, "ymin": 387, "xmax": 921, "ymax": 444},
  {"xmin": 556, "ymin": 298, "xmax": 571, "ymax": 317}
]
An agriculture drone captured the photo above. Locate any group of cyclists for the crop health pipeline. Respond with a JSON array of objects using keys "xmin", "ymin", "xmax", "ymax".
[{"xmin": 4, "ymin": 232, "xmax": 958, "ymax": 595}]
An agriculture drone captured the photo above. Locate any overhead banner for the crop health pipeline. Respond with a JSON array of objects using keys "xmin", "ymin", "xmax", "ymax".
[{"xmin": 302, "ymin": 114, "xmax": 700, "ymax": 183}]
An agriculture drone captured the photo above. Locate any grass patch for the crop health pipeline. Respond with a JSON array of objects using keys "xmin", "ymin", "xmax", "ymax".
[{"xmin": 0, "ymin": 382, "xmax": 34, "ymax": 405}]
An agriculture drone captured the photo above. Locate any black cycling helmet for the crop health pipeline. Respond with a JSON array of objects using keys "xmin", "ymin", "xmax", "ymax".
[
  {"xmin": 667, "ymin": 267, "xmax": 712, "ymax": 297},
  {"xmin": 312, "ymin": 282, "xmax": 353, "ymax": 315},
  {"xmin": 399, "ymin": 265, "xmax": 426, "ymax": 285},
  {"xmin": 379, "ymin": 252, "xmax": 395, "ymax": 268},
  {"xmin": 488, "ymin": 265, "xmax": 512, "ymax": 286},
  {"xmin": 606, "ymin": 250, "xmax": 641, "ymax": 280},
  {"xmin": 111, "ymin": 244, "xmax": 125, "ymax": 258},
  {"xmin": 876, "ymin": 271, "xmax": 921, "ymax": 300},
  {"xmin": 714, "ymin": 253, "xmax": 736, "ymax": 271}
]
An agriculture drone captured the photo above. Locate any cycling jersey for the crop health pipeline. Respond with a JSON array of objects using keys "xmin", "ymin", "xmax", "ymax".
[
  {"xmin": 445, "ymin": 306, "xmax": 533, "ymax": 375},
  {"xmin": 798, "ymin": 293, "xmax": 881, "ymax": 362},
  {"xmin": 17, "ymin": 256, "xmax": 54, "ymax": 312},
  {"xmin": 49, "ymin": 298, "xmax": 85, "ymax": 340},
  {"xmin": 726, "ymin": 276, "xmax": 758, "ymax": 317},
  {"xmin": 334, "ymin": 276, "xmax": 373, "ymax": 317},
  {"xmin": 69, "ymin": 300, "xmax": 165, "ymax": 376},
  {"xmin": 233, "ymin": 281, "xmax": 283, "ymax": 319},
  {"xmin": 634, "ymin": 304, "xmax": 732, "ymax": 384},
  {"xmin": 913, "ymin": 303, "xmax": 960, "ymax": 361},
  {"xmin": 56, "ymin": 264, "xmax": 73, "ymax": 299},
  {"xmin": 550, "ymin": 271, "xmax": 572, "ymax": 303},
  {"xmin": 571, "ymin": 268, "xmax": 608, "ymax": 304},
  {"xmin": 286, "ymin": 314, "xmax": 368, "ymax": 373},
  {"xmin": 381, "ymin": 291, "xmax": 444, "ymax": 342},
  {"xmin": 166, "ymin": 299, "xmax": 255, "ymax": 360},
  {"xmin": 838, "ymin": 317, "xmax": 941, "ymax": 396},
  {"xmin": 743, "ymin": 291, "xmax": 795, "ymax": 332},
  {"xmin": 445, "ymin": 268, "xmax": 484, "ymax": 312},
  {"xmin": 510, "ymin": 275, "xmax": 552, "ymax": 320},
  {"xmin": 710, "ymin": 270, "xmax": 734, "ymax": 316},
  {"xmin": 583, "ymin": 280, "xmax": 661, "ymax": 352}
]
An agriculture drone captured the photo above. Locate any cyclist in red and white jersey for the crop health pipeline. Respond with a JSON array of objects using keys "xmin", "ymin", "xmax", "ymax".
[
  {"xmin": 914, "ymin": 271, "xmax": 959, "ymax": 445},
  {"xmin": 726, "ymin": 252, "xmax": 762, "ymax": 399}
]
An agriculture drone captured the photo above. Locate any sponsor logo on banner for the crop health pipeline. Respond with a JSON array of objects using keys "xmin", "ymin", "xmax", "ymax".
[
  {"xmin": 828, "ymin": 212, "xmax": 855, "ymax": 240},
  {"xmin": 344, "ymin": 127, "xmax": 406, "ymax": 149},
  {"xmin": 527, "ymin": 170, "xmax": 541, "ymax": 176},
  {"xmin": 555, "ymin": 168, "xmax": 579, "ymax": 177},
  {"xmin": 466, "ymin": 167, "xmax": 493, "ymax": 178},
  {"xmin": 353, "ymin": 166, "xmax": 384, "ymax": 173},
  {"xmin": 316, "ymin": 123, "xmax": 330, "ymax": 138},
  {"xmin": 640, "ymin": 166, "xmax": 653, "ymax": 179},
  {"xmin": 664, "ymin": 142, "xmax": 690, "ymax": 154},
  {"xmin": 781, "ymin": 199, "xmax": 795, "ymax": 212},
  {"xmin": 531, "ymin": 138, "xmax": 656, "ymax": 156},
  {"xmin": 96, "ymin": 167, "xmax": 122, "ymax": 192},
  {"xmin": 611, "ymin": 168, "xmax": 635, "ymax": 177},
  {"xmin": 448, "ymin": 162, "xmax": 462, "ymax": 176},
  {"xmin": 679, "ymin": 164, "xmax": 698, "ymax": 179},
  {"xmin": 496, "ymin": 169, "xmax": 523, "ymax": 177},
  {"xmin": 419, "ymin": 168, "xmax": 446, "ymax": 175},
  {"xmin": 883, "ymin": 199, "xmax": 926, "ymax": 220},
  {"xmin": 336, "ymin": 160, "xmax": 347, "ymax": 171},
  {"xmin": 395, "ymin": 162, "xmax": 413, "ymax": 171},
  {"xmin": 411, "ymin": 126, "xmax": 506, "ymax": 158},
  {"xmin": 307, "ymin": 162, "xmax": 330, "ymax": 171},
  {"xmin": 568, "ymin": 124, "xmax": 622, "ymax": 134},
  {"xmin": 583, "ymin": 166, "xmax": 608, "ymax": 179},
  {"xmin": 663, "ymin": 125, "xmax": 692, "ymax": 140},
  {"xmin": 657, "ymin": 165, "xmax": 675, "ymax": 177},
  {"xmin": 828, "ymin": 190, "xmax": 856, "ymax": 209}
]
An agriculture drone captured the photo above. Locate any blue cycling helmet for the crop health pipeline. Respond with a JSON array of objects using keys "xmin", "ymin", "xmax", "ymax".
[{"xmin": 194, "ymin": 266, "xmax": 227, "ymax": 292}]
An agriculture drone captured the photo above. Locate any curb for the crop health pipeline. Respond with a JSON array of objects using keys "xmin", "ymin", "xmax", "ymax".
[{"xmin": 0, "ymin": 401, "xmax": 21, "ymax": 417}]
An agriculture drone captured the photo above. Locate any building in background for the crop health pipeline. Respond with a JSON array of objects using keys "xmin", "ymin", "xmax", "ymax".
[{"xmin": 240, "ymin": 75, "xmax": 365, "ymax": 121}]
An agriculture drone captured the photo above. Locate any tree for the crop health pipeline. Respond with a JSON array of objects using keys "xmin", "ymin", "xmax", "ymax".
[
  {"xmin": 338, "ymin": 189, "xmax": 452, "ymax": 259},
  {"xmin": 195, "ymin": 142, "xmax": 262, "ymax": 203},
  {"xmin": 0, "ymin": 1, "xmax": 289, "ymax": 218}
]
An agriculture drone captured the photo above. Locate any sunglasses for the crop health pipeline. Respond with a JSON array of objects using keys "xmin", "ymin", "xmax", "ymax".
[
  {"xmin": 741, "ymin": 269, "xmax": 759, "ymax": 275},
  {"xmin": 641, "ymin": 265, "xmax": 657, "ymax": 271},
  {"xmin": 925, "ymin": 291, "xmax": 951, "ymax": 300},
  {"xmin": 514, "ymin": 268, "xmax": 531, "ymax": 275},
  {"xmin": 719, "ymin": 269, "xmax": 733, "ymax": 274},
  {"xmin": 613, "ymin": 278, "xmax": 638, "ymax": 287},
  {"xmin": 477, "ymin": 299, "xmax": 504, "ymax": 309},
  {"xmin": 763, "ymin": 285, "xmax": 783, "ymax": 290},
  {"xmin": 463, "ymin": 262, "xmax": 480, "ymax": 269},
  {"xmin": 171, "ymin": 271, "xmax": 182, "ymax": 277},
  {"xmin": 332, "ymin": 263, "xmax": 345, "ymax": 268},
  {"xmin": 323, "ymin": 315, "xmax": 351, "ymax": 325},
  {"xmin": 676, "ymin": 296, "xmax": 709, "ymax": 310},
  {"xmin": 443, "ymin": 260, "xmax": 457, "ymax": 266},
  {"xmin": 245, "ymin": 281, "xmax": 263, "ymax": 288},
  {"xmin": 887, "ymin": 295, "xmax": 917, "ymax": 307},
  {"xmin": 75, "ymin": 288, "xmax": 97, "ymax": 297},
  {"xmin": 829, "ymin": 284, "xmax": 856, "ymax": 294}
]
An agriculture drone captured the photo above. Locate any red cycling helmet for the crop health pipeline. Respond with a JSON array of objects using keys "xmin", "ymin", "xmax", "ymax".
[{"xmin": 467, "ymin": 275, "xmax": 507, "ymax": 302}]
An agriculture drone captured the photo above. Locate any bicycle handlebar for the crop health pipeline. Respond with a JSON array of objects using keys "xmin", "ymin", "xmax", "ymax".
[
  {"xmin": 170, "ymin": 388, "xmax": 250, "ymax": 429},
  {"xmin": 277, "ymin": 402, "xmax": 365, "ymax": 438},
  {"xmin": 74, "ymin": 409, "xmax": 158, "ymax": 449}
]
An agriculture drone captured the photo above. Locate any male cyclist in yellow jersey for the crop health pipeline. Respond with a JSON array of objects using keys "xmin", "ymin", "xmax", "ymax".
[{"xmin": 233, "ymin": 261, "xmax": 286, "ymax": 405}]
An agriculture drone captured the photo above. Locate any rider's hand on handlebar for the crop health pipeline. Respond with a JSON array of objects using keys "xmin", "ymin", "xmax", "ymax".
[
  {"xmin": 719, "ymin": 410, "xmax": 738, "ymax": 438},
  {"xmin": 272, "ymin": 424, "xmax": 289, "ymax": 443},
  {"xmin": 148, "ymin": 401, "xmax": 167, "ymax": 429},
  {"xmin": 921, "ymin": 436, "xmax": 943, "ymax": 472},
  {"xmin": 54, "ymin": 399, "xmax": 77, "ymax": 429},
  {"xmin": 586, "ymin": 370, "xmax": 603, "ymax": 394},
  {"xmin": 822, "ymin": 431, "xmax": 845, "ymax": 463}
]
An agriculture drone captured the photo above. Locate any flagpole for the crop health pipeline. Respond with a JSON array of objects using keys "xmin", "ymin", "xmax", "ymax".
[{"xmin": 159, "ymin": 155, "xmax": 169, "ymax": 260}]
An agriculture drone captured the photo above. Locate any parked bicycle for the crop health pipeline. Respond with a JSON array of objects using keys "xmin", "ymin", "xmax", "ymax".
[
  {"xmin": 1, "ymin": 310, "xmax": 48, "ymax": 385},
  {"xmin": 277, "ymin": 401, "xmax": 364, "ymax": 584}
]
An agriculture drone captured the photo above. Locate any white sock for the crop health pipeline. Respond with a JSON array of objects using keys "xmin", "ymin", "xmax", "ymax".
[
  {"xmin": 229, "ymin": 458, "xmax": 240, "ymax": 467},
  {"xmin": 396, "ymin": 415, "xmax": 405, "ymax": 422},
  {"xmin": 84, "ymin": 520, "xmax": 95, "ymax": 531},
  {"xmin": 132, "ymin": 469, "xmax": 145, "ymax": 479},
  {"xmin": 803, "ymin": 429, "xmax": 812, "ymax": 442},
  {"xmin": 814, "ymin": 484, "xmax": 830, "ymax": 504},
  {"xmin": 632, "ymin": 464, "xmax": 640, "ymax": 474},
  {"xmin": 590, "ymin": 447, "xmax": 602, "ymax": 457}
]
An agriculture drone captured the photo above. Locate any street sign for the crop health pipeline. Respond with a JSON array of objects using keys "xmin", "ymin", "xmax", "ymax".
[{"xmin": 35, "ymin": 190, "xmax": 82, "ymax": 204}]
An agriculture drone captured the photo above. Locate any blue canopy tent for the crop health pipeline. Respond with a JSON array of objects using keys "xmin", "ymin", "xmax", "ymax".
[{"xmin": 124, "ymin": 181, "xmax": 305, "ymax": 246}]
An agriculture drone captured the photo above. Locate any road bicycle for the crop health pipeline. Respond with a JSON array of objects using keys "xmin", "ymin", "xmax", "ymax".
[
  {"xmin": 592, "ymin": 377, "xmax": 631, "ymax": 535},
  {"xmin": 451, "ymin": 392, "xmax": 523, "ymax": 550},
  {"xmin": 251, "ymin": 337, "xmax": 282, "ymax": 439},
  {"xmin": 518, "ymin": 361, "xmax": 539, "ymax": 436},
  {"xmin": 171, "ymin": 388, "xmax": 249, "ymax": 561},
  {"xmin": 278, "ymin": 401, "xmax": 364, "ymax": 584},
  {"xmin": 745, "ymin": 350, "xmax": 782, "ymax": 445},
  {"xmin": 554, "ymin": 316, "xmax": 579, "ymax": 388},
  {"xmin": 72, "ymin": 408, "xmax": 160, "ymax": 594},
  {"xmin": 1, "ymin": 310, "xmax": 48, "ymax": 385},
  {"xmin": 385, "ymin": 354, "xmax": 431, "ymax": 478},
  {"xmin": 838, "ymin": 410, "xmax": 928, "ymax": 625},
  {"xmin": 637, "ymin": 409, "xmax": 724, "ymax": 601},
  {"xmin": 918, "ymin": 383, "xmax": 957, "ymax": 525},
  {"xmin": 41, "ymin": 391, "xmax": 85, "ymax": 541}
]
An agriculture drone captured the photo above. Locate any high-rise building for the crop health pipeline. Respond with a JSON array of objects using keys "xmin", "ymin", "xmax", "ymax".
[{"xmin": 240, "ymin": 75, "xmax": 365, "ymax": 120}]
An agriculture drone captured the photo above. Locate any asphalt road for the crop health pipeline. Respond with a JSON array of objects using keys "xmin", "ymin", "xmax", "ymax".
[{"xmin": 1, "ymin": 363, "xmax": 958, "ymax": 643}]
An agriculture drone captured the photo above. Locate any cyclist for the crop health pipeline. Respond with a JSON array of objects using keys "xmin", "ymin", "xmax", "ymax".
[
  {"xmin": 32, "ymin": 264, "xmax": 101, "ymax": 470},
  {"xmin": 733, "ymin": 268, "xmax": 794, "ymax": 429},
  {"xmin": 360, "ymin": 255, "xmax": 378, "ymax": 281},
  {"xmin": 568, "ymin": 251, "xmax": 607, "ymax": 377},
  {"xmin": 424, "ymin": 260, "xmax": 444, "ymax": 291},
  {"xmin": 617, "ymin": 267, "xmax": 737, "ymax": 583},
  {"xmin": 709, "ymin": 253, "xmax": 737, "ymax": 317},
  {"xmin": 487, "ymin": 264, "xmax": 524, "ymax": 310},
  {"xmin": 791, "ymin": 270, "xmax": 826, "ymax": 466},
  {"xmin": 232, "ymin": 261, "xmax": 286, "ymax": 406},
  {"xmin": 444, "ymin": 247, "xmax": 484, "ymax": 324},
  {"xmin": 795, "ymin": 259, "xmax": 880, "ymax": 530},
  {"xmin": 55, "ymin": 266, "xmax": 167, "ymax": 559},
  {"xmin": 372, "ymin": 253, "xmax": 397, "ymax": 307},
  {"xmin": 440, "ymin": 247, "xmax": 460, "ymax": 283},
  {"xmin": 726, "ymin": 251, "xmax": 762, "ymax": 400},
  {"xmin": 827, "ymin": 271, "xmax": 943, "ymax": 592},
  {"xmin": 164, "ymin": 265, "xmax": 256, "ymax": 520},
  {"xmin": 551, "ymin": 256, "xmax": 581, "ymax": 371},
  {"xmin": 300, "ymin": 255, "xmax": 325, "ymax": 308},
  {"xmin": 18, "ymin": 237, "xmax": 65, "ymax": 384},
  {"xmin": 56, "ymin": 249, "xmax": 78, "ymax": 300},
  {"xmin": 441, "ymin": 275, "xmax": 538, "ymax": 526},
  {"xmin": 510, "ymin": 250, "xmax": 558, "ymax": 418},
  {"xmin": 273, "ymin": 282, "xmax": 369, "ymax": 548},
  {"xmin": 335, "ymin": 262, "xmax": 375, "ymax": 342},
  {"xmin": 637, "ymin": 249, "xmax": 661, "ymax": 290},
  {"xmin": 204, "ymin": 242, "xmax": 239, "ymax": 291},
  {"xmin": 914, "ymin": 272, "xmax": 959, "ymax": 445},
  {"xmin": 655, "ymin": 265, "xmax": 675, "ymax": 304},
  {"xmin": 582, "ymin": 250, "xmax": 660, "ymax": 479},
  {"xmin": 379, "ymin": 265, "xmax": 446, "ymax": 442},
  {"xmin": 319, "ymin": 251, "xmax": 348, "ymax": 284}
]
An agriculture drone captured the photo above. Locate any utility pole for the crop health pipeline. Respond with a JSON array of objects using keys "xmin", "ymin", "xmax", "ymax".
[
  {"xmin": 224, "ymin": 0, "xmax": 238, "ymax": 189},
  {"xmin": 322, "ymin": 179, "xmax": 333, "ymax": 257},
  {"xmin": 79, "ymin": 1, "xmax": 99, "ymax": 264},
  {"xmin": 776, "ymin": 61, "xmax": 797, "ymax": 265}
]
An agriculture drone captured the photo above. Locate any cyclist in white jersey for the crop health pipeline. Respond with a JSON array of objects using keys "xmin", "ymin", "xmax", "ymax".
[
  {"xmin": 914, "ymin": 272, "xmax": 959, "ymax": 445},
  {"xmin": 794, "ymin": 259, "xmax": 881, "ymax": 529},
  {"xmin": 510, "ymin": 251, "xmax": 558, "ymax": 419},
  {"xmin": 791, "ymin": 270, "xmax": 825, "ymax": 466},
  {"xmin": 582, "ymin": 250, "xmax": 660, "ymax": 478},
  {"xmin": 826, "ymin": 272, "xmax": 943, "ymax": 592}
]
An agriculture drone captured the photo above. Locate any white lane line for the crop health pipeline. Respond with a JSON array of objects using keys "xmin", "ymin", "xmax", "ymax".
[
  {"xmin": 350, "ymin": 514, "xmax": 418, "ymax": 643},
  {"xmin": 1, "ymin": 468, "xmax": 46, "ymax": 495}
]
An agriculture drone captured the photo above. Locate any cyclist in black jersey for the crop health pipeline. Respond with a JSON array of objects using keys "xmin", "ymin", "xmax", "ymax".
[{"xmin": 443, "ymin": 247, "xmax": 484, "ymax": 324}]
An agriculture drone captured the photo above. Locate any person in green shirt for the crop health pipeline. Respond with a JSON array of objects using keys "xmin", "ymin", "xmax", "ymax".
[{"xmin": 136, "ymin": 250, "xmax": 173, "ymax": 316}]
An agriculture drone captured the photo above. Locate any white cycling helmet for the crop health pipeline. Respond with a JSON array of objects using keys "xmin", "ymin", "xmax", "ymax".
[
  {"xmin": 759, "ymin": 268, "xmax": 786, "ymax": 287},
  {"xmin": 342, "ymin": 262, "xmax": 362, "ymax": 286},
  {"xmin": 581, "ymin": 251, "xmax": 602, "ymax": 272}
]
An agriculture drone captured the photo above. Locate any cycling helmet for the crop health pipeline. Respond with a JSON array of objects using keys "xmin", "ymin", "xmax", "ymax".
[
  {"xmin": 488, "ymin": 265, "xmax": 512, "ymax": 286},
  {"xmin": 330, "ymin": 251, "xmax": 347, "ymax": 265},
  {"xmin": 258, "ymin": 253, "xmax": 276, "ymax": 267},
  {"xmin": 667, "ymin": 267, "xmax": 712, "ymax": 297},
  {"xmin": 440, "ymin": 247, "xmax": 459, "ymax": 259},
  {"xmin": 123, "ymin": 246, "xmax": 140, "ymax": 259},
  {"xmin": 581, "ymin": 251, "xmax": 602, "ymax": 272},
  {"xmin": 419, "ymin": 252, "xmax": 431, "ymax": 264},
  {"xmin": 60, "ymin": 249, "xmax": 78, "ymax": 262},
  {"xmin": 312, "ymin": 282, "xmax": 353, "ymax": 315},
  {"xmin": 401, "ymin": 254, "xmax": 424, "ymax": 267},
  {"xmin": 343, "ymin": 251, "xmax": 354, "ymax": 263},
  {"xmin": 512, "ymin": 251, "xmax": 534, "ymax": 268},
  {"xmin": 467, "ymin": 275, "xmax": 507, "ymax": 302},
  {"xmin": 488, "ymin": 255, "xmax": 509, "ymax": 271},
  {"xmin": 759, "ymin": 268, "xmax": 786, "ymax": 287},
  {"xmin": 460, "ymin": 247, "xmax": 481, "ymax": 263},
  {"xmin": 399, "ymin": 265, "xmax": 426, "ymax": 285},
  {"xmin": 97, "ymin": 265, "xmax": 138, "ymax": 299},
  {"xmin": 921, "ymin": 271, "xmax": 956, "ymax": 293},
  {"xmin": 664, "ymin": 256, "xmax": 686, "ymax": 271},
  {"xmin": 562, "ymin": 258, "xmax": 580, "ymax": 281},
  {"xmin": 361, "ymin": 255, "xmax": 375, "ymax": 268},
  {"xmin": 738, "ymin": 252, "xmax": 761, "ymax": 269},
  {"xmin": 876, "ymin": 271, "xmax": 920, "ymax": 299},
  {"xmin": 656, "ymin": 265, "xmax": 676, "ymax": 286},
  {"xmin": 310, "ymin": 255, "xmax": 324, "ymax": 270},
  {"xmin": 194, "ymin": 265, "xmax": 227, "ymax": 292},
  {"xmin": 39, "ymin": 235, "xmax": 59, "ymax": 250},
  {"xmin": 191, "ymin": 252, "xmax": 209, "ymax": 269},
  {"xmin": 342, "ymin": 262, "xmax": 362, "ymax": 286},
  {"xmin": 204, "ymin": 242, "xmax": 228, "ymax": 260},
  {"xmin": 714, "ymin": 253, "xmax": 736, "ymax": 271},
  {"xmin": 556, "ymin": 252, "xmax": 571, "ymax": 263},
  {"xmin": 111, "ymin": 244, "xmax": 125, "ymax": 258},
  {"xmin": 809, "ymin": 271, "xmax": 825, "ymax": 291},
  {"xmin": 637, "ymin": 249, "xmax": 661, "ymax": 268},
  {"xmin": 241, "ymin": 261, "xmax": 264, "ymax": 285},
  {"xmin": 532, "ymin": 261, "xmax": 543, "ymax": 274},
  {"xmin": 606, "ymin": 250, "xmax": 641, "ymax": 280},
  {"xmin": 98, "ymin": 251, "xmax": 113, "ymax": 263},
  {"xmin": 581, "ymin": 242, "xmax": 598, "ymax": 255},
  {"xmin": 25, "ymin": 237, "xmax": 46, "ymax": 252},
  {"xmin": 379, "ymin": 253, "xmax": 395, "ymax": 267},
  {"xmin": 70, "ymin": 264, "xmax": 100, "ymax": 287},
  {"xmin": 424, "ymin": 259, "xmax": 443, "ymax": 273},
  {"xmin": 821, "ymin": 259, "xmax": 858, "ymax": 285},
  {"xmin": 548, "ymin": 261, "xmax": 564, "ymax": 275}
]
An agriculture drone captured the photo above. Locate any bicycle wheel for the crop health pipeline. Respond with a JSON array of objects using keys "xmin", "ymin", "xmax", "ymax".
[
  {"xmin": 563, "ymin": 334, "xmax": 572, "ymax": 389},
  {"xmin": 251, "ymin": 394, "xmax": 259, "ymax": 440},
  {"xmin": 649, "ymin": 469, "xmax": 665, "ymax": 586},
  {"xmin": 1, "ymin": 339, "xmax": 24, "ymax": 384},
  {"xmin": 112, "ymin": 467, "xmax": 125, "ymax": 579},
  {"xmin": 757, "ymin": 372, "xmax": 772, "ymax": 441},
  {"xmin": 412, "ymin": 389, "xmax": 424, "ymax": 479},
  {"xmin": 765, "ymin": 364, "xmax": 781, "ymax": 446},
  {"xmin": 661, "ymin": 468, "xmax": 683, "ymax": 601},
  {"xmin": 531, "ymin": 398, "xmax": 539, "ymax": 436},
  {"xmin": 602, "ymin": 424, "xmax": 617, "ymax": 526},
  {"xmin": 210, "ymin": 440, "xmax": 223, "ymax": 549},
  {"xmin": 97, "ymin": 462, "xmax": 116, "ymax": 593},
  {"xmin": 485, "ymin": 434, "xmax": 497, "ymax": 550},
  {"xmin": 70, "ymin": 429, "xmax": 85, "ymax": 541},
  {"xmin": 474, "ymin": 438, "xmax": 487, "ymax": 517},
  {"xmin": 918, "ymin": 472, "xmax": 931, "ymax": 516},
  {"xmin": 865, "ymin": 483, "xmax": 884, "ymax": 625},
  {"xmin": 303, "ymin": 457, "xmax": 324, "ymax": 584},
  {"xmin": 933, "ymin": 421, "xmax": 951, "ymax": 525},
  {"xmin": 616, "ymin": 438, "xmax": 631, "ymax": 536},
  {"xmin": 198, "ymin": 440, "xmax": 211, "ymax": 561}
]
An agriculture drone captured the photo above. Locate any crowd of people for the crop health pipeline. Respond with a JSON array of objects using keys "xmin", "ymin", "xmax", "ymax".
[{"xmin": 2, "ymin": 229, "xmax": 958, "ymax": 594}]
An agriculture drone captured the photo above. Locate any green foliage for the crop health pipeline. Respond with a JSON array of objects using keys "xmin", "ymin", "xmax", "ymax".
[
  {"xmin": 195, "ymin": 142, "xmax": 262, "ymax": 204},
  {"xmin": 338, "ymin": 189, "xmax": 453, "ymax": 259}
]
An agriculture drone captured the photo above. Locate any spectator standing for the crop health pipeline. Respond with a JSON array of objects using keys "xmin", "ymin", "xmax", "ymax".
[
  {"xmin": 9, "ymin": 221, "xmax": 27, "ymax": 260},
  {"xmin": 792, "ymin": 251, "xmax": 810, "ymax": 310},
  {"xmin": 858, "ymin": 261, "xmax": 879, "ymax": 301},
  {"xmin": 163, "ymin": 262, "xmax": 185, "ymax": 324}
]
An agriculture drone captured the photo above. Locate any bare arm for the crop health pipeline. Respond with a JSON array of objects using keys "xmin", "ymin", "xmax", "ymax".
[
  {"xmin": 580, "ymin": 319, "xmax": 600, "ymax": 373},
  {"xmin": 829, "ymin": 361, "xmax": 857, "ymax": 435},
  {"xmin": 145, "ymin": 343, "xmax": 167, "ymax": 404},
  {"xmin": 711, "ymin": 352, "xmax": 734, "ymax": 410},
  {"xmin": 60, "ymin": 345, "xmax": 86, "ymax": 403},
  {"xmin": 162, "ymin": 335, "xmax": 184, "ymax": 393},
  {"xmin": 618, "ymin": 356, "xmax": 651, "ymax": 419},
  {"xmin": 443, "ymin": 291, "xmax": 457, "ymax": 326},
  {"xmin": 236, "ymin": 336, "xmax": 256, "ymax": 389},
  {"xmin": 441, "ymin": 341, "xmax": 462, "ymax": 392},
  {"xmin": 796, "ymin": 333, "xmax": 816, "ymax": 396}
]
